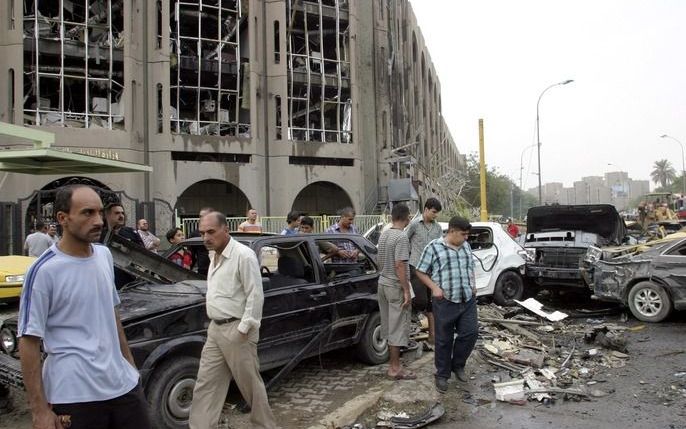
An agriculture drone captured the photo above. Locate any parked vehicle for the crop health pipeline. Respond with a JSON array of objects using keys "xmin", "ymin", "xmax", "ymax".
[
  {"xmin": 364, "ymin": 220, "xmax": 528, "ymax": 306},
  {"xmin": 1, "ymin": 232, "xmax": 385, "ymax": 429},
  {"xmin": 582, "ymin": 238, "xmax": 686, "ymax": 322},
  {"xmin": 524, "ymin": 204, "xmax": 627, "ymax": 290},
  {"xmin": 441, "ymin": 221, "xmax": 528, "ymax": 306},
  {"xmin": 0, "ymin": 256, "xmax": 36, "ymax": 302}
]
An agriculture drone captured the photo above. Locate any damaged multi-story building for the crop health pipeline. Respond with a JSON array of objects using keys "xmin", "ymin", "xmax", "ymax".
[{"xmin": 0, "ymin": 0, "xmax": 464, "ymax": 249}]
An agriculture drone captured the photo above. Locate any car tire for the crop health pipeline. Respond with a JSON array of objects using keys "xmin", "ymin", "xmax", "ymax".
[
  {"xmin": 355, "ymin": 312, "xmax": 389, "ymax": 365},
  {"xmin": 146, "ymin": 356, "xmax": 199, "ymax": 429},
  {"xmin": 493, "ymin": 271, "xmax": 524, "ymax": 306},
  {"xmin": 628, "ymin": 281, "xmax": 672, "ymax": 323}
]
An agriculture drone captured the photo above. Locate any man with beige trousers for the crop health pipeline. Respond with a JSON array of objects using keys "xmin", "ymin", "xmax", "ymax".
[{"xmin": 189, "ymin": 211, "xmax": 276, "ymax": 429}]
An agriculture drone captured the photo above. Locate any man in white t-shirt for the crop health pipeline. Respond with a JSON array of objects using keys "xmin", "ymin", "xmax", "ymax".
[
  {"xmin": 23, "ymin": 221, "xmax": 53, "ymax": 257},
  {"xmin": 18, "ymin": 185, "xmax": 150, "ymax": 429}
]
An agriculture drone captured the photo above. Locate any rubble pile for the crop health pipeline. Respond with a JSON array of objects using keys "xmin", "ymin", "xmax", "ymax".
[{"xmin": 477, "ymin": 300, "xmax": 633, "ymax": 406}]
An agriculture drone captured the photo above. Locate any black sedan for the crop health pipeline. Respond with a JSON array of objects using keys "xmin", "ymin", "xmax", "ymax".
[{"xmin": 1, "ymin": 232, "xmax": 387, "ymax": 429}]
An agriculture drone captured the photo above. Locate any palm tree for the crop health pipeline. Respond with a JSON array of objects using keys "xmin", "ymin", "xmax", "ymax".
[{"xmin": 651, "ymin": 159, "xmax": 677, "ymax": 188}]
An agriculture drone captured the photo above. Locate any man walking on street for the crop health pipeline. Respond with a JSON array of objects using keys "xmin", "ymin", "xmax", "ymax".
[
  {"xmin": 24, "ymin": 220, "xmax": 53, "ymax": 257},
  {"xmin": 377, "ymin": 204, "xmax": 415, "ymax": 380},
  {"xmin": 415, "ymin": 216, "xmax": 478, "ymax": 393},
  {"xmin": 406, "ymin": 198, "xmax": 443, "ymax": 345},
  {"xmin": 189, "ymin": 212, "xmax": 276, "ymax": 429},
  {"xmin": 18, "ymin": 185, "xmax": 150, "ymax": 429}
]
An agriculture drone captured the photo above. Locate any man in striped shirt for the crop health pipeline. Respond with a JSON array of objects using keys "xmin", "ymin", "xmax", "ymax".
[{"xmin": 415, "ymin": 216, "xmax": 478, "ymax": 393}]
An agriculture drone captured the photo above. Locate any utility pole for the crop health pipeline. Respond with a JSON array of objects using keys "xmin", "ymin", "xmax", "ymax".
[{"xmin": 479, "ymin": 119, "xmax": 488, "ymax": 221}]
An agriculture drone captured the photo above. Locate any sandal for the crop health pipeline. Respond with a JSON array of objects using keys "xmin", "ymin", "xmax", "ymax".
[{"xmin": 388, "ymin": 370, "xmax": 417, "ymax": 380}]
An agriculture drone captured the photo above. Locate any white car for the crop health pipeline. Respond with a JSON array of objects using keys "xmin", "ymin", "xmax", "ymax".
[
  {"xmin": 444, "ymin": 222, "xmax": 528, "ymax": 305},
  {"xmin": 365, "ymin": 221, "xmax": 528, "ymax": 306}
]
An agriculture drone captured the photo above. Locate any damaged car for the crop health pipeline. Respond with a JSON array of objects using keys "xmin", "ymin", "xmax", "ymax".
[
  {"xmin": 524, "ymin": 204, "xmax": 628, "ymax": 290},
  {"xmin": 583, "ymin": 238, "xmax": 686, "ymax": 322},
  {"xmin": 0, "ymin": 232, "xmax": 386, "ymax": 429}
]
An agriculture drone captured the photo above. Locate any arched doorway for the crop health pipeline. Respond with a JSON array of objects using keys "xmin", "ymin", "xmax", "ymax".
[
  {"xmin": 292, "ymin": 182, "xmax": 353, "ymax": 215},
  {"xmin": 22, "ymin": 177, "xmax": 116, "ymax": 231},
  {"xmin": 176, "ymin": 179, "xmax": 251, "ymax": 217}
]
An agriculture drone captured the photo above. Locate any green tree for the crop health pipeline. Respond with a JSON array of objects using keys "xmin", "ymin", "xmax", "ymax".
[
  {"xmin": 650, "ymin": 159, "xmax": 676, "ymax": 188},
  {"xmin": 460, "ymin": 153, "xmax": 537, "ymax": 221}
]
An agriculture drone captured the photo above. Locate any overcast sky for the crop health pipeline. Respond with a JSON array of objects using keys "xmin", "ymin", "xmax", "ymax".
[{"xmin": 409, "ymin": 0, "xmax": 686, "ymax": 190}]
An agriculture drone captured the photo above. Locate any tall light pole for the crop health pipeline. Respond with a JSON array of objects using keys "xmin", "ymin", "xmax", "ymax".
[
  {"xmin": 536, "ymin": 79, "xmax": 574, "ymax": 204},
  {"xmin": 660, "ymin": 134, "xmax": 685, "ymax": 195},
  {"xmin": 519, "ymin": 143, "xmax": 537, "ymax": 219}
]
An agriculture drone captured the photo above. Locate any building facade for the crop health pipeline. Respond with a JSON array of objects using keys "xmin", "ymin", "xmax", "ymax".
[{"xmin": 0, "ymin": 0, "xmax": 463, "ymax": 244}]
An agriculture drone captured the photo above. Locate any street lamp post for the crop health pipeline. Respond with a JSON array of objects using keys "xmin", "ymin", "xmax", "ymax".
[
  {"xmin": 660, "ymin": 134, "xmax": 686, "ymax": 195},
  {"xmin": 519, "ymin": 143, "xmax": 537, "ymax": 219},
  {"xmin": 536, "ymin": 79, "xmax": 574, "ymax": 204}
]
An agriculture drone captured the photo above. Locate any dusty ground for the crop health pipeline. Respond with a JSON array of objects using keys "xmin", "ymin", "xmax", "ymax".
[
  {"xmin": 354, "ymin": 294, "xmax": 686, "ymax": 429},
  {"xmin": 2, "ymin": 296, "xmax": 686, "ymax": 429}
]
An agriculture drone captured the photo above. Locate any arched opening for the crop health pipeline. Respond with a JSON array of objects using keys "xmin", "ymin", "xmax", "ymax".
[
  {"xmin": 292, "ymin": 182, "xmax": 353, "ymax": 216},
  {"xmin": 23, "ymin": 177, "xmax": 115, "ymax": 232},
  {"xmin": 176, "ymin": 179, "xmax": 251, "ymax": 217}
]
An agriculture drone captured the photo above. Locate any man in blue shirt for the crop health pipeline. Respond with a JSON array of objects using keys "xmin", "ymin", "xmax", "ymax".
[
  {"xmin": 325, "ymin": 207, "xmax": 360, "ymax": 262},
  {"xmin": 18, "ymin": 185, "xmax": 149, "ymax": 429},
  {"xmin": 280, "ymin": 210, "xmax": 301, "ymax": 235},
  {"xmin": 415, "ymin": 216, "xmax": 478, "ymax": 394}
]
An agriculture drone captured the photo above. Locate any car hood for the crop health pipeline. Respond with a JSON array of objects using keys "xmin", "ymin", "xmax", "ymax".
[
  {"xmin": 0, "ymin": 256, "xmax": 36, "ymax": 277},
  {"xmin": 118, "ymin": 280, "xmax": 207, "ymax": 322},
  {"xmin": 526, "ymin": 204, "xmax": 626, "ymax": 244}
]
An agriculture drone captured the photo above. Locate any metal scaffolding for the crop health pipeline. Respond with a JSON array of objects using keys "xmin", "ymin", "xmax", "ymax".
[
  {"xmin": 169, "ymin": 0, "xmax": 249, "ymax": 136},
  {"xmin": 286, "ymin": 0, "xmax": 351, "ymax": 143},
  {"xmin": 22, "ymin": 0, "xmax": 125, "ymax": 129}
]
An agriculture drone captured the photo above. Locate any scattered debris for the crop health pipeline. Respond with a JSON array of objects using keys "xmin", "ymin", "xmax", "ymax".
[
  {"xmin": 493, "ymin": 379, "xmax": 526, "ymax": 402},
  {"xmin": 514, "ymin": 298, "xmax": 569, "ymax": 322},
  {"xmin": 476, "ymin": 301, "xmax": 635, "ymax": 409}
]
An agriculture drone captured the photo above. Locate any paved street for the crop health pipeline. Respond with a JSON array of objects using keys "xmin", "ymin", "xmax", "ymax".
[{"xmin": 3, "ymin": 300, "xmax": 686, "ymax": 429}]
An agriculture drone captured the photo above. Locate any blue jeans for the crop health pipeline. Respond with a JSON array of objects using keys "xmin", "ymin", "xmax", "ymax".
[{"xmin": 432, "ymin": 296, "xmax": 478, "ymax": 380}]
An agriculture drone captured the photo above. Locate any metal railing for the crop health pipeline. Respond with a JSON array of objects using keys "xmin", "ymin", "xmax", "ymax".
[{"xmin": 180, "ymin": 214, "xmax": 389, "ymax": 236}]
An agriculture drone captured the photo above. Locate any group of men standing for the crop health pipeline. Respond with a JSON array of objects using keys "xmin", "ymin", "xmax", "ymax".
[
  {"xmin": 17, "ymin": 188, "xmax": 276, "ymax": 429},
  {"xmin": 377, "ymin": 198, "xmax": 479, "ymax": 393},
  {"xmin": 16, "ymin": 187, "xmax": 478, "ymax": 428},
  {"xmin": 23, "ymin": 221, "xmax": 59, "ymax": 257}
]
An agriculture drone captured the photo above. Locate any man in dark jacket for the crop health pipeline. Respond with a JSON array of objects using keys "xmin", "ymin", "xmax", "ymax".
[
  {"xmin": 188, "ymin": 207, "xmax": 215, "ymax": 276},
  {"xmin": 100, "ymin": 202, "xmax": 144, "ymax": 288}
]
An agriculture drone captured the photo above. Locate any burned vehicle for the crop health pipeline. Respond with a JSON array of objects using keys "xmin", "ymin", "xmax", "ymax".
[
  {"xmin": 0, "ymin": 233, "xmax": 385, "ymax": 429},
  {"xmin": 583, "ymin": 238, "xmax": 686, "ymax": 323},
  {"xmin": 524, "ymin": 204, "xmax": 627, "ymax": 289}
]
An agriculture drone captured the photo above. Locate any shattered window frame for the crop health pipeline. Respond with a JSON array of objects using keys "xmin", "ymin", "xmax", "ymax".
[
  {"xmin": 23, "ymin": 0, "xmax": 125, "ymax": 130},
  {"xmin": 286, "ymin": 0, "xmax": 352, "ymax": 144},
  {"xmin": 169, "ymin": 0, "xmax": 250, "ymax": 137}
]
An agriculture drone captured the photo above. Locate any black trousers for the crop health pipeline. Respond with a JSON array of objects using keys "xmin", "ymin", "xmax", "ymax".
[
  {"xmin": 52, "ymin": 385, "xmax": 151, "ymax": 429},
  {"xmin": 410, "ymin": 265, "xmax": 432, "ymax": 312}
]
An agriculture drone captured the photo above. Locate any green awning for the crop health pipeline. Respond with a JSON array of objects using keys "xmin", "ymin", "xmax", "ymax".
[{"xmin": 0, "ymin": 122, "xmax": 152, "ymax": 174}]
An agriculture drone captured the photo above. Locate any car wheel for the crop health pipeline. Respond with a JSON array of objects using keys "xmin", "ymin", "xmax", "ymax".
[
  {"xmin": 628, "ymin": 281, "xmax": 672, "ymax": 323},
  {"xmin": 355, "ymin": 312, "xmax": 389, "ymax": 365},
  {"xmin": 493, "ymin": 271, "xmax": 524, "ymax": 306},
  {"xmin": 146, "ymin": 356, "xmax": 199, "ymax": 429}
]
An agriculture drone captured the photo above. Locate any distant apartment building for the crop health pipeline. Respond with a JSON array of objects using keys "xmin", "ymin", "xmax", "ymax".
[
  {"xmin": 0, "ymin": 0, "xmax": 464, "ymax": 251},
  {"xmin": 530, "ymin": 171, "xmax": 650, "ymax": 211}
]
